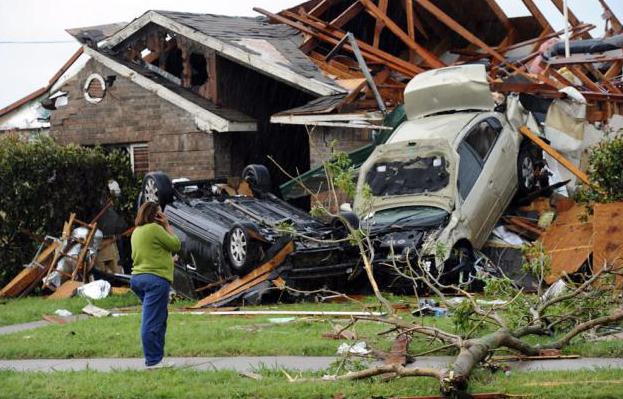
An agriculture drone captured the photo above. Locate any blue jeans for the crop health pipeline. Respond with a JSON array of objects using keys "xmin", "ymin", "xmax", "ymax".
[{"xmin": 130, "ymin": 273, "xmax": 170, "ymax": 366}]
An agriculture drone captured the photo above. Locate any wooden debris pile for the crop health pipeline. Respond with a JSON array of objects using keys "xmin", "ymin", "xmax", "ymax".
[{"xmin": 0, "ymin": 204, "xmax": 116, "ymax": 300}]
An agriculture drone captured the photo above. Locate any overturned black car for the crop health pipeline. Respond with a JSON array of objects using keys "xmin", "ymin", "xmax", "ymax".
[{"xmin": 138, "ymin": 165, "xmax": 361, "ymax": 303}]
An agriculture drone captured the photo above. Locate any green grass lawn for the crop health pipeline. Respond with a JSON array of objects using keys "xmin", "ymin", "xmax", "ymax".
[
  {"xmin": 1, "ymin": 368, "xmax": 622, "ymax": 398},
  {"xmin": 0, "ymin": 293, "xmax": 141, "ymax": 326},
  {"xmin": 0, "ymin": 302, "xmax": 622, "ymax": 359},
  {"xmin": 0, "ymin": 294, "xmax": 622, "ymax": 360}
]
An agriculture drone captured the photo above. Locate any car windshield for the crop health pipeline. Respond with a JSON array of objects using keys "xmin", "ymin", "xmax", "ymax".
[
  {"xmin": 366, "ymin": 206, "xmax": 448, "ymax": 227},
  {"xmin": 365, "ymin": 156, "xmax": 449, "ymax": 196}
]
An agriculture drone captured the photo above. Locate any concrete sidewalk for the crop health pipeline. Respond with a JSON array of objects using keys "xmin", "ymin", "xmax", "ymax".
[
  {"xmin": 0, "ymin": 315, "xmax": 89, "ymax": 336},
  {"xmin": 2, "ymin": 356, "xmax": 623, "ymax": 373}
]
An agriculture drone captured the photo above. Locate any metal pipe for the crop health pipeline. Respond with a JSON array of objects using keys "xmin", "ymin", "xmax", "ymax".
[{"xmin": 325, "ymin": 32, "xmax": 387, "ymax": 114}]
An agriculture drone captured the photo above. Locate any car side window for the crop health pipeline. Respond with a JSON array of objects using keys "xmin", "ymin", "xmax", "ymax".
[
  {"xmin": 456, "ymin": 118, "xmax": 501, "ymax": 200},
  {"xmin": 457, "ymin": 141, "xmax": 483, "ymax": 200},
  {"xmin": 463, "ymin": 118, "xmax": 501, "ymax": 162}
]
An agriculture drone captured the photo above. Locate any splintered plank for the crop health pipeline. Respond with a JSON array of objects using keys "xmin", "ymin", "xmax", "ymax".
[
  {"xmin": 384, "ymin": 334, "xmax": 410, "ymax": 366},
  {"xmin": 519, "ymin": 126, "xmax": 592, "ymax": 186},
  {"xmin": 593, "ymin": 202, "xmax": 623, "ymax": 288},
  {"xmin": 192, "ymin": 241, "xmax": 295, "ymax": 308},
  {"xmin": 541, "ymin": 204, "xmax": 593, "ymax": 284},
  {"xmin": 0, "ymin": 240, "xmax": 60, "ymax": 298},
  {"xmin": 48, "ymin": 280, "xmax": 83, "ymax": 300}
]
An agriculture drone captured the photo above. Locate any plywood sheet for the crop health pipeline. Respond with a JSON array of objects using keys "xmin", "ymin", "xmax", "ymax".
[
  {"xmin": 593, "ymin": 202, "xmax": 623, "ymax": 288},
  {"xmin": 542, "ymin": 204, "xmax": 593, "ymax": 284},
  {"xmin": 48, "ymin": 280, "xmax": 83, "ymax": 300}
]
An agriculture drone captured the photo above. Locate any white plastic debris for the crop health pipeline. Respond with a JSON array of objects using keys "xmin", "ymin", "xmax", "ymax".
[
  {"xmin": 541, "ymin": 279, "xmax": 568, "ymax": 303},
  {"xmin": 82, "ymin": 304, "xmax": 111, "ymax": 318},
  {"xmin": 76, "ymin": 280, "xmax": 111, "ymax": 300},
  {"xmin": 337, "ymin": 341, "xmax": 370, "ymax": 355},
  {"xmin": 54, "ymin": 309, "xmax": 73, "ymax": 317},
  {"xmin": 268, "ymin": 317, "xmax": 296, "ymax": 324},
  {"xmin": 492, "ymin": 226, "xmax": 525, "ymax": 246}
]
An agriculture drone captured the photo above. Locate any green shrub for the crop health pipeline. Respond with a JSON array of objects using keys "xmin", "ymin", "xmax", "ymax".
[
  {"xmin": 577, "ymin": 135, "xmax": 623, "ymax": 205},
  {"xmin": 0, "ymin": 136, "xmax": 141, "ymax": 286}
]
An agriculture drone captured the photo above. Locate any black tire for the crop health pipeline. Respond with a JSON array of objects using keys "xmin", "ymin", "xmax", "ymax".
[
  {"xmin": 140, "ymin": 171, "xmax": 173, "ymax": 207},
  {"xmin": 242, "ymin": 164, "xmax": 272, "ymax": 193},
  {"xmin": 226, "ymin": 225, "xmax": 261, "ymax": 276},
  {"xmin": 439, "ymin": 244, "xmax": 478, "ymax": 288},
  {"xmin": 517, "ymin": 143, "xmax": 545, "ymax": 195}
]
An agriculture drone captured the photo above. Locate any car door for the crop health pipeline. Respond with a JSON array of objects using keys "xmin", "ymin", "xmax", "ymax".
[{"xmin": 456, "ymin": 117, "xmax": 507, "ymax": 248}]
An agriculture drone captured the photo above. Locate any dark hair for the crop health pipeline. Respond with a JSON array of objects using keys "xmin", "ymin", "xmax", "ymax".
[{"xmin": 135, "ymin": 201, "xmax": 160, "ymax": 226}]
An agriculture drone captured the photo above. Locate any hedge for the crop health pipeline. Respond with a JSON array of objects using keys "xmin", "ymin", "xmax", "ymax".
[{"xmin": 0, "ymin": 135, "xmax": 141, "ymax": 287}]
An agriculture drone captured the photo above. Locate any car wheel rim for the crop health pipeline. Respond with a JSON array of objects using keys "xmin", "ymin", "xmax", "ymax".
[
  {"xmin": 230, "ymin": 228, "xmax": 247, "ymax": 266},
  {"xmin": 521, "ymin": 157, "xmax": 534, "ymax": 189},
  {"xmin": 144, "ymin": 178, "xmax": 159, "ymax": 203}
]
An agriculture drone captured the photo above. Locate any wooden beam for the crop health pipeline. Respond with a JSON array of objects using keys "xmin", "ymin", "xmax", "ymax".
[
  {"xmin": 598, "ymin": 0, "xmax": 623, "ymax": 34},
  {"xmin": 605, "ymin": 60, "xmax": 623, "ymax": 80},
  {"xmin": 360, "ymin": 0, "xmax": 444, "ymax": 68},
  {"xmin": 415, "ymin": 0, "xmax": 559, "ymax": 87},
  {"xmin": 207, "ymin": 50, "xmax": 218, "ymax": 105},
  {"xmin": 264, "ymin": 8, "xmax": 424, "ymax": 76},
  {"xmin": 302, "ymin": 0, "xmax": 364, "ymax": 53},
  {"xmin": 404, "ymin": 0, "xmax": 417, "ymax": 62},
  {"xmin": 330, "ymin": 1, "xmax": 364, "ymax": 28},
  {"xmin": 308, "ymin": 0, "xmax": 334, "ymax": 17},
  {"xmin": 372, "ymin": 0, "xmax": 388, "ymax": 48},
  {"xmin": 484, "ymin": 0, "xmax": 514, "ymax": 33},
  {"xmin": 568, "ymin": 65, "xmax": 602, "ymax": 92},
  {"xmin": 192, "ymin": 241, "xmax": 295, "ymax": 308},
  {"xmin": 519, "ymin": 126, "xmax": 591, "ymax": 187},
  {"xmin": 521, "ymin": 0, "xmax": 554, "ymax": 32}
]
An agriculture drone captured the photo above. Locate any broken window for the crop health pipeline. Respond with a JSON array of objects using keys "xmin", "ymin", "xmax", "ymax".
[
  {"xmin": 463, "ymin": 118, "xmax": 502, "ymax": 162},
  {"xmin": 365, "ymin": 156, "xmax": 449, "ymax": 196},
  {"xmin": 189, "ymin": 53, "xmax": 208, "ymax": 87},
  {"xmin": 164, "ymin": 47, "xmax": 183, "ymax": 79}
]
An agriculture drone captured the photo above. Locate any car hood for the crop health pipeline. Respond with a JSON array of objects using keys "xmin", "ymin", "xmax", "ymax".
[
  {"xmin": 354, "ymin": 139, "xmax": 457, "ymax": 214},
  {"xmin": 403, "ymin": 64, "xmax": 494, "ymax": 120}
]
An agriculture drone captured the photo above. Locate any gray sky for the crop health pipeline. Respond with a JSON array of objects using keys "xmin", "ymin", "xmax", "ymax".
[{"xmin": 1, "ymin": 0, "xmax": 621, "ymax": 109}]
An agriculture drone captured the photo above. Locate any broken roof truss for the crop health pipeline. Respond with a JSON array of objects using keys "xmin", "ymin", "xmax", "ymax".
[{"xmin": 256, "ymin": 0, "xmax": 623, "ymax": 125}]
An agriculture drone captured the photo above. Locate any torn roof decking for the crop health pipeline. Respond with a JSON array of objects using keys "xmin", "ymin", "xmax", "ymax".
[
  {"xmin": 101, "ymin": 10, "xmax": 346, "ymax": 97},
  {"xmin": 66, "ymin": 22, "xmax": 128, "ymax": 46}
]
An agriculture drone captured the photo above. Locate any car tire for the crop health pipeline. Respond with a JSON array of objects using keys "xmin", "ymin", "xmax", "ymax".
[
  {"xmin": 140, "ymin": 171, "xmax": 174, "ymax": 207},
  {"xmin": 517, "ymin": 143, "xmax": 545, "ymax": 195},
  {"xmin": 226, "ymin": 225, "xmax": 261, "ymax": 276},
  {"xmin": 440, "ymin": 244, "xmax": 477, "ymax": 287},
  {"xmin": 242, "ymin": 164, "xmax": 272, "ymax": 193}
]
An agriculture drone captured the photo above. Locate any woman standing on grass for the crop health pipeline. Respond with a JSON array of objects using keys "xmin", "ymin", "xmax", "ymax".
[{"xmin": 130, "ymin": 201, "xmax": 181, "ymax": 369}]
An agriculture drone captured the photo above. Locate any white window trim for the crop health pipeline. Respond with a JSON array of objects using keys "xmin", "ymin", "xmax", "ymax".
[
  {"xmin": 128, "ymin": 143, "xmax": 148, "ymax": 173},
  {"xmin": 83, "ymin": 73, "xmax": 106, "ymax": 104}
]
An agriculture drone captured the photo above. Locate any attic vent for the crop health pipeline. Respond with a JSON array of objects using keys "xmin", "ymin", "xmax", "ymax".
[{"xmin": 84, "ymin": 73, "xmax": 106, "ymax": 104}]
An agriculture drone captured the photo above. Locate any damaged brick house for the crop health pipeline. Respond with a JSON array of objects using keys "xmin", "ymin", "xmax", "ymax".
[{"xmin": 43, "ymin": 10, "xmax": 375, "ymax": 184}]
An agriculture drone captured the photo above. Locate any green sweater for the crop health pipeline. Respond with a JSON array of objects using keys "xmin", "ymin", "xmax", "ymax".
[{"xmin": 131, "ymin": 223, "xmax": 181, "ymax": 283}]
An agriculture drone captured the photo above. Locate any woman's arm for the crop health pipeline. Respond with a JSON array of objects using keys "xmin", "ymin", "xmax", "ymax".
[{"xmin": 154, "ymin": 211, "xmax": 182, "ymax": 252}]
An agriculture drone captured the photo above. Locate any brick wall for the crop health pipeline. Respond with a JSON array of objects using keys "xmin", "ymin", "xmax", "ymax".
[
  {"xmin": 308, "ymin": 126, "xmax": 372, "ymax": 168},
  {"xmin": 50, "ymin": 59, "xmax": 224, "ymax": 180}
]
